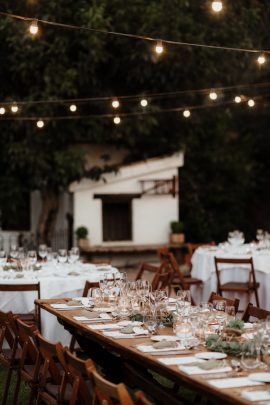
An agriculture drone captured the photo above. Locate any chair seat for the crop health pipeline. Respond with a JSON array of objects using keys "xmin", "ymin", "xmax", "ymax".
[
  {"xmin": 17, "ymin": 313, "xmax": 36, "ymax": 322},
  {"xmin": 220, "ymin": 282, "xmax": 260, "ymax": 292},
  {"xmin": 172, "ymin": 276, "xmax": 202, "ymax": 286}
]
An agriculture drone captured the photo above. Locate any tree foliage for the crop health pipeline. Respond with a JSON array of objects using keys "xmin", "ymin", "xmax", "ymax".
[{"xmin": 0, "ymin": 0, "xmax": 270, "ymax": 242}]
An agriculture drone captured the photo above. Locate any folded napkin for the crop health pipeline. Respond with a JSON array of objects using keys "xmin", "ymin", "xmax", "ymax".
[
  {"xmin": 103, "ymin": 329, "xmax": 149, "ymax": 339},
  {"xmin": 153, "ymin": 341, "xmax": 178, "ymax": 349},
  {"xmin": 68, "ymin": 271, "xmax": 80, "ymax": 276},
  {"xmin": 243, "ymin": 322, "xmax": 254, "ymax": 329},
  {"xmin": 136, "ymin": 344, "xmax": 185, "ymax": 353},
  {"xmin": 88, "ymin": 323, "xmax": 120, "ymax": 330},
  {"xmin": 208, "ymin": 377, "xmax": 264, "ymax": 389},
  {"xmin": 241, "ymin": 390, "xmax": 270, "ymax": 401},
  {"xmin": 73, "ymin": 313, "xmax": 111, "ymax": 321},
  {"xmin": 159, "ymin": 356, "xmax": 205, "ymax": 366},
  {"xmin": 66, "ymin": 300, "xmax": 82, "ymax": 306},
  {"xmin": 120, "ymin": 325, "xmax": 135, "ymax": 334},
  {"xmin": 51, "ymin": 303, "xmax": 83, "ymax": 310},
  {"xmin": 180, "ymin": 364, "xmax": 232, "ymax": 375},
  {"xmin": 94, "ymin": 307, "xmax": 115, "ymax": 312}
]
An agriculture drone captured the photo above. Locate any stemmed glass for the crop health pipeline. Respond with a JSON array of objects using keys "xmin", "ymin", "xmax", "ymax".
[
  {"xmin": 58, "ymin": 249, "xmax": 67, "ymax": 264},
  {"xmin": 68, "ymin": 247, "xmax": 80, "ymax": 265},
  {"xmin": 176, "ymin": 290, "xmax": 191, "ymax": 315},
  {"xmin": 27, "ymin": 250, "xmax": 37, "ymax": 272},
  {"xmin": 38, "ymin": 244, "xmax": 48, "ymax": 263},
  {"xmin": 0, "ymin": 250, "xmax": 7, "ymax": 267},
  {"xmin": 10, "ymin": 245, "xmax": 18, "ymax": 260}
]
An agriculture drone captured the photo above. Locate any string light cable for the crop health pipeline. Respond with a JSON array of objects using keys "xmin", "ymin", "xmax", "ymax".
[{"xmin": 0, "ymin": 11, "xmax": 270, "ymax": 56}]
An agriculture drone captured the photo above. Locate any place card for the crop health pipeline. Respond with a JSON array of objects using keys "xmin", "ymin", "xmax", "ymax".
[
  {"xmin": 180, "ymin": 365, "xmax": 232, "ymax": 375},
  {"xmin": 241, "ymin": 390, "xmax": 270, "ymax": 402},
  {"xmin": 158, "ymin": 356, "xmax": 205, "ymax": 366},
  {"xmin": 208, "ymin": 377, "xmax": 264, "ymax": 389}
]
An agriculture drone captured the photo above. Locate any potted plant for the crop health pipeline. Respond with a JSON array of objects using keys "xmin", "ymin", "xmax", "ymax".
[
  {"xmin": 75, "ymin": 226, "xmax": 90, "ymax": 250},
  {"xmin": 170, "ymin": 221, "xmax": 185, "ymax": 244}
]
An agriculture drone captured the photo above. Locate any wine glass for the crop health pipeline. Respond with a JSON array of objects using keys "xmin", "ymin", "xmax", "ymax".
[
  {"xmin": 225, "ymin": 305, "xmax": 236, "ymax": 320},
  {"xmin": 58, "ymin": 249, "xmax": 67, "ymax": 264},
  {"xmin": 27, "ymin": 250, "xmax": 37, "ymax": 271},
  {"xmin": 69, "ymin": 247, "xmax": 80, "ymax": 264},
  {"xmin": 0, "ymin": 250, "xmax": 7, "ymax": 267},
  {"xmin": 38, "ymin": 244, "xmax": 48, "ymax": 263}
]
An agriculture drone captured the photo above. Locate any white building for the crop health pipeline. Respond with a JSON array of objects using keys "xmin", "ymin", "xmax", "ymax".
[{"xmin": 70, "ymin": 151, "xmax": 184, "ymax": 247}]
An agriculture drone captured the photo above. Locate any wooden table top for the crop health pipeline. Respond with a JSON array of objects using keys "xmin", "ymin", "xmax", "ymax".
[{"xmin": 36, "ymin": 298, "xmax": 267, "ymax": 405}]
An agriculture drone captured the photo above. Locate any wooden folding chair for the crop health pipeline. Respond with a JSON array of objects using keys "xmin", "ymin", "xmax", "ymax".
[
  {"xmin": 0, "ymin": 283, "xmax": 41, "ymax": 330},
  {"xmin": 61, "ymin": 349, "xmax": 95, "ymax": 405},
  {"xmin": 242, "ymin": 303, "xmax": 270, "ymax": 322},
  {"xmin": 0, "ymin": 310, "xmax": 20, "ymax": 405},
  {"xmin": 135, "ymin": 263, "xmax": 160, "ymax": 283},
  {"xmin": 214, "ymin": 257, "xmax": 260, "ymax": 307},
  {"xmin": 35, "ymin": 334, "xmax": 68, "ymax": 405},
  {"xmin": 151, "ymin": 262, "xmax": 173, "ymax": 291},
  {"xmin": 86, "ymin": 366, "xmax": 134, "ymax": 405},
  {"xmin": 208, "ymin": 291, "xmax": 240, "ymax": 313},
  {"xmin": 13, "ymin": 318, "xmax": 40, "ymax": 405}
]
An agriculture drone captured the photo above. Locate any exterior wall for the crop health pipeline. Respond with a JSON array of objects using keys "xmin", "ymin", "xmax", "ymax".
[{"xmin": 71, "ymin": 151, "xmax": 184, "ymax": 246}]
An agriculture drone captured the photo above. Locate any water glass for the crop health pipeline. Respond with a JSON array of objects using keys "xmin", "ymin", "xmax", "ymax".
[
  {"xmin": 90, "ymin": 288, "xmax": 102, "ymax": 305},
  {"xmin": 38, "ymin": 244, "xmax": 48, "ymax": 261},
  {"xmin": 27, "ymin": 250, "xmax": 37, "ymax": 269},
  {"xmin": 241, "ymin": 341, "xmax": 261, "ymax": 369},
  {"xmin": 118, "ymin": 296, "xmax": 131, "ymax": 318},
  {"xmin": 225, "ymin": 305, "xmax": 235, "ymax": 320},
  {"xmin": 58, "ymin": 249, "xmax": 67, "ymax": 264},
  {"xmin": 0, "ymin": 250, "xmax": 7, "ymax": 266},
  {"xmin": 143, "ymin": 313, "xmax": 157, "ymax": 334}
]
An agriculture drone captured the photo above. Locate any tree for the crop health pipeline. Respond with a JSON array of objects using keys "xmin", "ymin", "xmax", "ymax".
[{"xmin": 0, "ymin": 0, "xmax": 270, "ymax": 243}]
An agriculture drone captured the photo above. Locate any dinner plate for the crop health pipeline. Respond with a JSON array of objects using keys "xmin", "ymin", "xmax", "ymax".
[
  {"xmin": 195, "ymin": 352, "xmax": 227, "ymax": 360},
  {"xmin": 249, "ymin": 373, "xmax": 270, "ymax": 382},
  {"xmin": 151, "ymin": 335, "xmax": 179, "ymax": 342}
]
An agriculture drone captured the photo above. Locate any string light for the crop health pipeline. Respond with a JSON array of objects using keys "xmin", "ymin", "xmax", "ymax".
[
  {"xmin": 0, "ymin": 107, "xmax": 6, "ymax": 115},
  {"xmin": 155, "ymin": 41, "xmax": 164, "ymax": 55},
  {"xmin": 257, "ymin": 54, "xmax": 266, "ymax": 65},
  {"xmin": 69, "ymin": 104, "xmax": 77, "ymax": 112},
  {"xmin": 11, "ymin": 104, "xmax": 19, "ymax": 113},
  {"xmin": 183, "ymin": 109, "xmax": 191, "ymax": 118},
  {"xmin": 140, "ymin": 99, "xmax": 148, "ymax": 107},
  {"xmin": 112, "ymin": 99, "xmax": 120, "ymax": 109},
  {"xmin": 211, "ymin": 1, "xmax": 223, "ymax": 13},
  {"xmin": 36, "ymin": 119, "xmax": 44, "ymax": 128},
  {"xmin": 113, "ymin": 116, "xmax": 121, "ymax": 125},
  {"xmin": 209, "ymin": 91, "xmax": 218, "ymax": 100},
  {"xmin": 248, "ymin": 99, "xmax": 255, "ymax": 107},
  {"xmin": 29, "ymin": 19, "xmax": 38, "ymax": 35},
  {"xmin": 234, "ymin": 96, "xmax": 242, "ymax": 103}
]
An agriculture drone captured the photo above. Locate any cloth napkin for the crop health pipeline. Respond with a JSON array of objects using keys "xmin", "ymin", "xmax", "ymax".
[
  {"xmin": 158, "ymin": 356, "xmax": 205, "ymax": 366},
  {"xmin": 153, "ymin": 341, "xmax": 178, "ymax": 349},
  {"xmin": 73, "ymin": 313, "xmax": 111, "ymax": 321},
  {"xmin": 103, "ymin": 330, "xmax": 149, "ymax": 339},
  {"xmin": 51, "ymin": 303, "xmax": 83, "ymax": 310},
  {"xmin": 88, "ymin": 323, "xmax": 120, "ymax": 330},
  {"xmin": 241, "ymin": 390, "xmax": 270, "ymax": 401},
  {"xmin": 180, "ymin": 364, "xmax": 232, "ymax": 375},
  {"xmin": 136, "ymin": 344, "xmax": 185, "ymax": 353},
  {"xmin": 94, "ymin": 307, "xmax": 115, "ymax": 312},
  {"xmin": 208, "ymin": 377, "xmax": 264, "ymax": 389}
]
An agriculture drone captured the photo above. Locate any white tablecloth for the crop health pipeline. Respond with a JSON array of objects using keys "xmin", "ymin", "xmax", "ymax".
[
  {"xmin": 0, "ymin": 262, "xmax": 119, "ymax": 344},
  {"xmin": 191, "ymin": 245, "xmax": 270, "ymax": 310}
]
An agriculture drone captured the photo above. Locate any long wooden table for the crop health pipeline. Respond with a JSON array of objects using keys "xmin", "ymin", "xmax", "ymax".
[{"xmin": 36, "ymin": 299, "xmax": 266, "ymax": 405}]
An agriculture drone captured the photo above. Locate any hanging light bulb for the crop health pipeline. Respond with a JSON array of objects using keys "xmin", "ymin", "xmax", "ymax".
[
  {"xmin": 234, "ymin": 96, "xmax": 242, "ymax": 103},
  {"xmin": 257, "ymin": 54, "xmax": 266, "ymax": 65},
  {"xmin": 140, "ymin": 99, "xmax": 148, "ymax": 107},
  {"xmin": 112, "ymin": 99, "xmax": 120, "ymax": 109},
  {"xmin": 209, "ymin": 91, "xmax": 218, "ymax": 100},
  {"xmin": 69, "ymin": 104, "xmax": 77, "ymax": 112},
  {"xmin": 183, "ymin": 109, "xmax": 191, "ymax": 118},
  {"xmin": 211, "ymin": 1, "xmax": 223, "ymax": 13},
  {"xmin": 0, "ymin": 107, "xmax": 6, "ymax": 115},
  {"xmin": 11, "ymin": 103, "xmax": 19, "ymax": 113},
  {"xmin": 29, "ymin": 20, "xmax": 39, "ymax": 35},
  {"xmin": 36, "ymin": 119, "xmax": 44, "ymax": 128},
  {"xmin": 113, "ymin": 116, "xmax": 121, "ymax": 125},
  {"xmin": 155, "ymin": 41, "xmax": 164, "ymax": 55},
  {"xmin": 248, "ymin": 99, "xmax": 255, "ymax": 108}
]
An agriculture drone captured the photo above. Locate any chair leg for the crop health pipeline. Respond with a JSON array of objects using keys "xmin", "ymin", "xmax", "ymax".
[
  {"xmin": 12, "ymin": 371, "xmax": 21, "ymax": 405},
  {"xmin": 2, "ymin": 367, "xmax": 15, "ymax": 405},
  {"xmin": 254, "ymin": 289, "xmax": 260, "ymax": 307}
]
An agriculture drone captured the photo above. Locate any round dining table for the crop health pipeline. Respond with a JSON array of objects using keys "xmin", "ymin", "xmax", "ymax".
[
  {"xmin": 191, "ymin": 244, "xmax": 270, "ymax": 310},
  {"xmin": 0, "ymin": 262, "xmax": 119, "ymax": 344}
]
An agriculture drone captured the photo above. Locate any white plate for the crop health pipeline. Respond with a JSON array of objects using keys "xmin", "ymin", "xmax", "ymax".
[
  {"xmin": 249, "ymin": 373, "xmax": 270, "ymax": 383},
  {"xmin": 151, "ymin": 335, "xmax": 179, "ymax": 342},
  {"xmin": 195, "ymin": 352, "xmax": 227, "ymax": 360}
]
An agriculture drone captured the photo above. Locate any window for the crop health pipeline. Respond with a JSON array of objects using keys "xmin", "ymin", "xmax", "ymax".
[{"xmin": 102, "ymin": 199, "xmax": 132, "ymax": 241}]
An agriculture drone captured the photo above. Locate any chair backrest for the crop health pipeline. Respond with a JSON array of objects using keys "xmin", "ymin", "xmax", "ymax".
[
  {"xmin": 36, "ymin": 333, "xmax": 66, "ymax": 400},
  {"xmin": 0, "ymin": 310, "xmax": 17, "ymax": 355},
  {"xmin": 208, "ymin": 291, "xmax": 240, "ymax": 312},
  {"xmin": 16, "ymin": 318, "xmax": 39, "ymax": 366},
  {"xmin": 87, "ymin": 367, "xmax": 134, "ymax": 405},
  {"xmin": 135, "ymin": 263, "xmax": 160, "ymax": 282},
  {"xmin": 62, "ymin": 349, "xmax": 95, "ymax": 405},
  {"xmin": 157, "ymin": 250, "xmax": 189, "ymax": 289},
  {"xmin": 214, "ymin": 257, "xmax": 257, "ymax": 290},
  {"xmin": 151, "ymin": 262, "xmax": 173, "ymax": 291},
  {"xmin": 135, "ymin": 391, "xmax": 154, "ymax": 405},
  {"xmin": 242, "ymin": 303, "xmax": 270, "ymax": 322},
  {"xmin": 0, "ymin": 283, "xmax": 41, "ymax": 328},
  {"xmin": 82, "ymin": 281, "xmax": 100, "ymax": 297},
  {"xmin": 185, "ymin": 242, "xmax": 216, "ymax": 267}
]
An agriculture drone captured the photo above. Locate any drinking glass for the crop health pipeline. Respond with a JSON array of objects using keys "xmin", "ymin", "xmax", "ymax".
[
  {"xmin": 38, "ymin": 244, "xmax": 48, "ymax": 262},
  {"xmin": 27, "ymin": 250, "xmax": 37, "ymax": 270},
  {"xmin": 241, "ymin": 341, "xmax": 261, "ymax": 369},
  {"xmin": 58, "ymin": 249, "xmax": 67, "ymax": 264},
  {"xmin": 225, "ymin": 305, "xmax": 236, "ymax": 320},
  {"xmin": 0, "ymin": 250, "xmax": 7, "ymax": 267},
  {"xmin": 143, "ymin": 312, "xmax": 157, "ymax": 334},
  {"xmin": 176, "ymin": 290, "xmax": 191, "ymax": 315},
  {"xmin": 69, "ymin": 247, "xmax": 80, "ymax": 264},
  {"xmin": 118, "ymin": 296, "xmax": 131, "ymax": 318},
  {"xmin": 90, "ymin": 288, "xmax": 102, "ymax": 305},
  {"xmin": 10, "ymin": 245, "xmax": 18, "ymax": 259}
]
